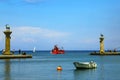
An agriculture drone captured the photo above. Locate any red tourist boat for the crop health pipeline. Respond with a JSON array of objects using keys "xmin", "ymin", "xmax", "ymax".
[{"xmin": 51, "ymin": 45, "xmax": 65, "ymax": 54}]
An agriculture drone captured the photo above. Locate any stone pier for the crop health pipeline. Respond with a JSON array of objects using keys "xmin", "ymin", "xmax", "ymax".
[
  {"xmin": 0, "ymin": 25, "xmax": 32, "ymax": 59},
  {"xmin": 90, "ymin": 34, "xmax": 120, "ymax": 55}
]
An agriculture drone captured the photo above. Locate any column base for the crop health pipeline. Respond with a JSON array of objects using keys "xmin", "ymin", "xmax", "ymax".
[{"xmin": 3, "ymin": 52, "xmax": 13, "ymax": 55}]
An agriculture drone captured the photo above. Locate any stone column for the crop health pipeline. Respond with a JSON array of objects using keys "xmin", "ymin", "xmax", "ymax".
[
  {"xmin": 3, "ymin": 25, "xmax": 12, "ymax": 55},
  {"xmin": 100, "ymin": 34, "xmax": 104, "ymax": 54}
]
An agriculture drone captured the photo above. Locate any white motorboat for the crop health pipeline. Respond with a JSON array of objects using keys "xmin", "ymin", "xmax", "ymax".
[{"xmin": 73, "ymin": 61, "xmax": 97, "ymax": 69}]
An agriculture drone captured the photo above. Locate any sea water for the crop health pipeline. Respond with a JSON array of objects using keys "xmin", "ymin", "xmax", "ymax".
[{"xmin": 0, "ymin": 51, "xmax": 120, "ymax": 80}]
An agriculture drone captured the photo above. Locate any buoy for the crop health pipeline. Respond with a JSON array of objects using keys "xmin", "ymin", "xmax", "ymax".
[{"xmin": 57, "ymin": 66, "xmax": 62, "ymax": 71}]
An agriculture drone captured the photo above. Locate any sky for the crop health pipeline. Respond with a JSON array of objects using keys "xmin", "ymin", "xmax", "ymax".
[{"xmin": 0, "ymin": 0, "xmax": 120, "ymax": 50}]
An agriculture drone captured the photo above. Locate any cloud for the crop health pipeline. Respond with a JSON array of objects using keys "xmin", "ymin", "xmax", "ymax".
[
  {"xmin": 0, "ymin": 27, "xmax": 5, "ymax": 41},
  {"xmin": 12, "ymin": 26, "xmax": 69, "ymax": 38},
  {"xmin": 12, "ymin": 26, "xmax": 69, "ymax": 45},
  {"xmin": 24, "ymin": 0, "xmax": 44, "ymax": 3}
]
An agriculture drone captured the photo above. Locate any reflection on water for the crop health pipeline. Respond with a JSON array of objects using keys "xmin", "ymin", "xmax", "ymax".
[
  {"xmin": 74, "ymin": 69, "xmax": 97, "ymax": 80},
  {"xmin": 4, "ymin": 59, "xmax": 11, "ymax": 80},
  {"xmin": 99, "ymin": 56, "xmax": 105, "ymax": 80},
  {"xmin": 57, "ymin": 71, "xmax": 62, "ymax": 80}
]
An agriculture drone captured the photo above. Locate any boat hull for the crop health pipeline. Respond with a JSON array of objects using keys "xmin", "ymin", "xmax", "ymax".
[
  {"xmin": 52, "ymin": 50, "xmax": 64, "ymax": 54},
  {"xmin": 73, "ymin": 61, "xmax": 97, "ymax": 69}
]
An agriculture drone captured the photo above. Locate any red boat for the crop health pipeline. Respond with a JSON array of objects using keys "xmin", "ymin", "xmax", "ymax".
[{"xmin": 51, "ymin": 45, "xmax": 65, "ymax": 54}]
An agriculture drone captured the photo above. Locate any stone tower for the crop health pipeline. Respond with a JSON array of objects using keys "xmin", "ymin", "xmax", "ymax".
[
  {"xmin": 99, "ymin": 34, "xmax": 104, "ymax": 54},
  {"xmin": 3, "ymin": 24, "xmax": 12, "ymax": 55}
]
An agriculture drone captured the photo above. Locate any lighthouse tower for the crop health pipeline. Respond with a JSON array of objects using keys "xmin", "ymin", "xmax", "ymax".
[
  {"xmin": 99, "ymin": 34, "xmax": 104, "ymax": 54},
  {"xmin": 3, "ymin": 24, "xmax": 12, "ymax": 55}
]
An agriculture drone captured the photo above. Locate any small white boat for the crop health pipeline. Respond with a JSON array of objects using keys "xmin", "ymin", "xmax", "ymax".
[
  {"xmin": 73, "ymin": 61, "xmax": 97, "ymax": 69},
  {"xmin": 33, "ymin": 47, "xmax": 36, "ymax": 53}
]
